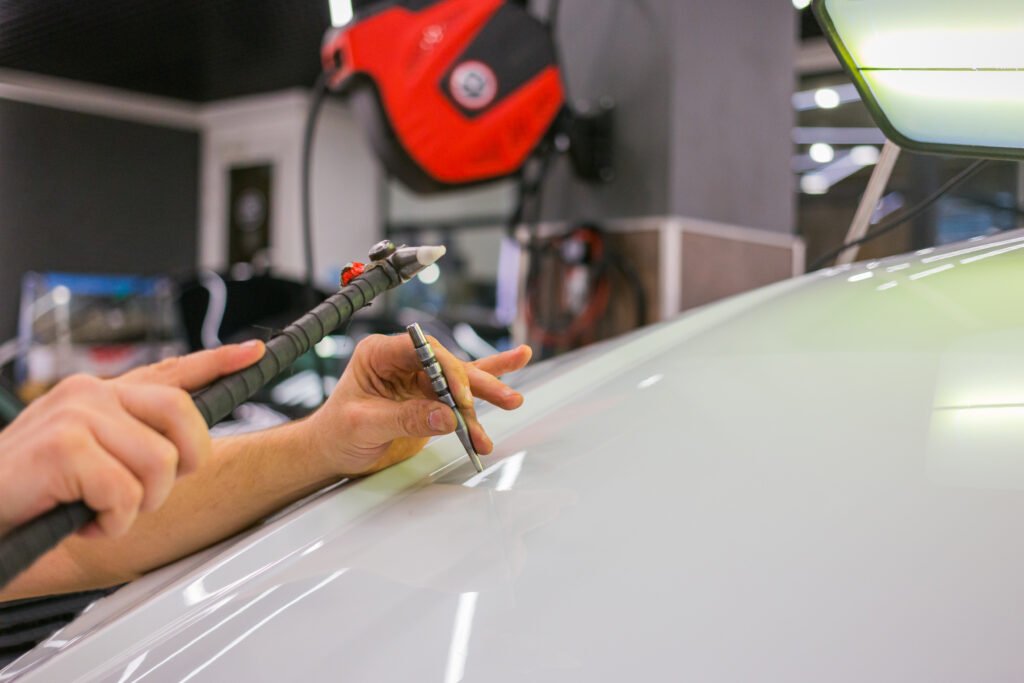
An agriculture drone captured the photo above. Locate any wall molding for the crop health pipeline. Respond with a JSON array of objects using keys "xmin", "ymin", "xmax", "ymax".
[{"xmin": 0, "ymin": 68, "xmax": 201, "ymax": 129}]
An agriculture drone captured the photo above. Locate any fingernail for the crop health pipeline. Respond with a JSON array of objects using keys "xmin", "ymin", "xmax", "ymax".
[
  {"xmin": 428, "ymin": 408, "xmax": 448, "ymax": 432},
  {"xmin": 241, "ymin": 340, "xmax": 263, "ymax": 350}
]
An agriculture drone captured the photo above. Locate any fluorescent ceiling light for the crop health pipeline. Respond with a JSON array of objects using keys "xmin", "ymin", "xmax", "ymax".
[
  {"xmin": 800, "ymin": 173, "xmax": 830, "ymax": 195},
  {"xmin": 814, "ymin": 0, "xmax": 1024, "ymax": 159},
  {"xmin": 813, "ymin": 88, "xmax": 841, "ymax": 109},
  {"xmin": 849, "ymin": 145, "xmax": 879, "ymax": 166},
  {"xmin": 329, "ymin": 0, "xmax": 354, "ymax": 27},
  {"xmin": 809, "ymin": 142, "xmax": 835, "ymax": 163},
  {"xmin": 792, "ymin": 83, "xmax": 860, "ymax": 111}
]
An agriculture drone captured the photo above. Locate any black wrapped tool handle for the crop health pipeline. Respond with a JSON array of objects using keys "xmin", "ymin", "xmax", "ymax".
[
  {"xmin": 192, "ymin": 263, "xmax": 398, "ymax": 426},
  {"xmin": 0, "ymin": 261, "xmax": 403, "ymax": 591},
  {"xmin": 0, "ymin": 501, "xmax": 93, "ymax": 590}
]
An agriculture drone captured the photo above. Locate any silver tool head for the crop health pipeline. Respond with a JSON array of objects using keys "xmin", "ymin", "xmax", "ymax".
[{"xmin": 389, "ymin": 245, "xmax": 447, "ymax": 282}]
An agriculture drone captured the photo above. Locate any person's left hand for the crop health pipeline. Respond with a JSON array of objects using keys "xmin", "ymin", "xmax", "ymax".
[{"xmin": 305, "ymin": 335, "xmax": 532, "ymax": 476}]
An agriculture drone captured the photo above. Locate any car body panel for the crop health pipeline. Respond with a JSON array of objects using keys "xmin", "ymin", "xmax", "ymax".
[{"xmin": 7, "ymin": 232, "xmax": 1024, "ymax": 681}]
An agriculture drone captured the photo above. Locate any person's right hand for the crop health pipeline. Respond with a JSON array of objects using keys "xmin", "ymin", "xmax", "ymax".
[{"xmin": 0, "ymin": 342, "xmax": 264, "ymax": 539}]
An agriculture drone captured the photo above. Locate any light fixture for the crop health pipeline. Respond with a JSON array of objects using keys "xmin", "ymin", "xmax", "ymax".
[
  {"xmin": 814, "ymin": 0, "xmax": 1024, "ymax": 159},
  {"xmin": 849, "ymin": 145, "xmax": 879, "ymax": 166},
  {"xmin": 809, "ymin": 142, "xmax": 835, "ymax": 164},
  {"xmin": 813, "ymin": 87, "xmax": 841, "ymax": 110},
  {"xmin": 417, "ymin": 263, "xmax": 441, "ymax": 285},
  {"xmin": 792, "ymin": 0, "xmax": 811, "ymax": 9},
  {"xmin": 801, "ymin": 173, "xmax": 830, "ymax": 195},
  {"xmin": 329, "ymin": 0, "xmax": 354, "ymax": 28}
]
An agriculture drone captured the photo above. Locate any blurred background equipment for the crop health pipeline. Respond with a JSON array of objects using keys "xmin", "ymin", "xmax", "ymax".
[
  {"xmin": 16, "ymin": 273, "xmax": 184, "ymax": 401},
  {"xmin": 321, "ymin": 0, "xmax": 613, "ymax": 192}
]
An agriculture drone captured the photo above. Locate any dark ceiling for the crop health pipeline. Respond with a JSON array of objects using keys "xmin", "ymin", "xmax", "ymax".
[
  {"xmin": 0, "ymin": 2, "xmax": 824, "ymax": 103},
  {"xmin": 0, "ymin": 0, "xmax": 336, "ymax": 102}
]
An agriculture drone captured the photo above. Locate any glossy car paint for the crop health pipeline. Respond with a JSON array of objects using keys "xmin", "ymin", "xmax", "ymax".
[{"xmin": 7, "ymin": 231, "xmax": 1024, "ymax": 681}]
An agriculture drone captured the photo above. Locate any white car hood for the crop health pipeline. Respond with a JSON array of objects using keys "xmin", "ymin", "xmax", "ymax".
[{"xmin": 7, "ymin": 231, "xmax": 1024, "ymax": 682}]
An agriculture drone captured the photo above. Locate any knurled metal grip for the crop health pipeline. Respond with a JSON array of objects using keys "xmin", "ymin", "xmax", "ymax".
[
  {"xmin": 0, "ymin": 261, "xmax": 404, "ymax": 591},
  {"xmin": 407, "ymin": 324, "xmax": 456, "ymax": 408}
]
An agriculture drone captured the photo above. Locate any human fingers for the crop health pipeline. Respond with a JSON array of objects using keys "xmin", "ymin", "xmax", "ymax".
[
  {"xmin": 343, "ymin": 397, "xmax": 457, "ymax": 446},
  {"xmin": 466, "ymin": 365, "xmax": 523, "ymax": 410},
  {"xmin": 71, "ymin": 443, "xmax": 146, "ymax": 538},
  {"xmin": 119, "ymin": 341, "xmax": 265, "ymax": 391},
  {"xmin": 88, "ymin": 411, "xmax": 180, "ymax": 512},
  {"xmin": 425, "ymin": 338, "xmax": 505, "ymax": 452},
  {"xmin": 472, "ymin": 345, "xmax": 533, "ymax": 377},
  {"xmin": 112, "ymin": 383, "xmax": 212, "ymax": 476}
]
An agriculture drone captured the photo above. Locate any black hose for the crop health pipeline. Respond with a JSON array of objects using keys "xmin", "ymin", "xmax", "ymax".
[
  {"xmin": 810, "ymin": 160, "xmax": 989, "ymax": 271},
  {"xmin": 0, "ymin": 261, "xmax": 405, "ymax": 591},
  {"xmin": 302, "ymin": 73, "xmax": 331, "ymax": 404}
]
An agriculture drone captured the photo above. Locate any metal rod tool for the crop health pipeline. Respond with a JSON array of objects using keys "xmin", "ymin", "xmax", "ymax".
[{"xmin": 406, "ymin": 323, "xmax": 483, "ymax": 473}]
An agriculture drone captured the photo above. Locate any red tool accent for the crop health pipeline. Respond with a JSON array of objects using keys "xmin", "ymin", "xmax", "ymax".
[
  {"xmin": 321, "ymin": 0, "xmax": 564, "ymax": 186},
  {"xmin": 341, "ymin": 262, "xmax": 366, "ymax": 286}
]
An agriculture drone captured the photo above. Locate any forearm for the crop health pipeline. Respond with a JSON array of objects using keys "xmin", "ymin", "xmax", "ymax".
[{"xmin": 1, "ymin": 420, "xmax": 338, "ymax": 600}]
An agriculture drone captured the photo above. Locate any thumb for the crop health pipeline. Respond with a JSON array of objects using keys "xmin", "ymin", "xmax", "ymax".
[
  {"xmin": 363, "ymin": 398, "xmax": 457, "ymax": 443},
  {"xmin": 121, "ymin": 341, "xmax": 266, "ymax": 391}
]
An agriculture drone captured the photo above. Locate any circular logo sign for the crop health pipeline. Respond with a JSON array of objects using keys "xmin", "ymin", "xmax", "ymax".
[{"xmin": 449, "ymin": 61, "xmax": 498, "ymax": 110}]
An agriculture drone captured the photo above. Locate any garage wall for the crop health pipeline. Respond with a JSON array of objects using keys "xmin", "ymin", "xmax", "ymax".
[
  {"xmin": 0, "ymin": 99, "xmax": 199, "ymax": 340},
  {"xmin": 540, "ymin": 0, "xmax": 796, "ymax": 233},
  {"xmin": 199, "ymin": 92, "xmax": 380, "ymax": 288}
]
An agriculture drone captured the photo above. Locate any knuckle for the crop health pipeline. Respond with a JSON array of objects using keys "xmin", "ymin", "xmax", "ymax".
[
  {"xmin": 47, "ymin": 419, "xmax": 89, "ymax": 453},
  {"xmin": 159, "ymin": 387, "xmax": 194, "ymax": 416},
  {"xmin": 400, "ymin": 407, "xmax": 424, "ymax": 435},
  {"xmin": 143, "ymin": 441, "xmax": 178, "ymax": 479},
  {"xmin": 354, "ymin": 335, "xmax": 385, "ymax": 360},
  {"xmin": 121, "ymin": 477, "xmax": 145, "ymax": 512},
  {"xmin": 59, "ymin": 373, "xmax": 101, "ymax": 395},
  {"xmin": 153, "ymin": 356, "xmax": 182, "ymax": 379},
  {"xmin": 339, "ymin": 403, "xmax": 368, "ymax": 431}
]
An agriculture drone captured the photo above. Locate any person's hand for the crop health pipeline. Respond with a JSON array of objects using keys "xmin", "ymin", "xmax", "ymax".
[
  {"xmin": 305, "ymin": 335, "xmax": 532, "ymax": 476},
  {"xmin": 0, "ymin": 342, "xmax": 265, "ymax": 539}
]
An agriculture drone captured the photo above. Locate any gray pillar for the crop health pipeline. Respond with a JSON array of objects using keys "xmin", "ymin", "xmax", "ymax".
[{"xmin": 541, "ymin": 0, "xmax": 795, "ymax": 234}]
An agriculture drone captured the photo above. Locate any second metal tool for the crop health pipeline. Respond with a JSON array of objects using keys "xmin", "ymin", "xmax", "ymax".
[{"xmin": 407, "ymin": 323, "xmax": 484, "ymax": 472}]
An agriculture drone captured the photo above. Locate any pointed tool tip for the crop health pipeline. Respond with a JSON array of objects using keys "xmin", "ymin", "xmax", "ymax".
[{"xmin": 417, "ymin": 245, "xmax": 447, "ymax": 266}]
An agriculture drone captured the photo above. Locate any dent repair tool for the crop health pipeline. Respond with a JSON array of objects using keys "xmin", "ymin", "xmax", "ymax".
[
  {"xmin": 406, "ymin": 323, "xmax": 484, "ymax": 473},
  {"xmin": 0, "ymin": 241, "xmax": 447, "ymax": 591}
]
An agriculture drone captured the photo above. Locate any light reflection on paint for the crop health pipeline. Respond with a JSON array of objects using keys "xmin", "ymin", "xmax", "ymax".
[
  {"xmin": 178, "ymin": 570, "xmax": 348, "ymax": 683},
  {"xmin": 876, "ymin": 282, "xmax": 898, "ymax": 292},
  {"xmin": 908, "ymin": 264, "xmax": 954, "ymax": 281},
  {"xmin": 960, "ymin": 243, "xmax": 1024, "ymax": 265},
  {"xmin": 464, "ymin": 451, "xmax": 527, "ymax": 490},
  {"xmin": 495, "ymin": 452, "xmax": 526, "ymax": 492},
  {"xmin": 848, "ymin": 272, "xmax": 874, "ymax": 283},
  {"xmin": 922, "ymin": 235, "xmax": 1024, "ymax": 264},
  {"xmin": 300, "ymin": 540, "xmax": 324, "ymax": 557},
  {"xmin": 886, "ymin": 263, "xmax": 911, "ymax": 273},
  {"xmin": 637, "ymin": 374, "xmax": 664, "ymax": 390},
  {"xmin": 183, "ymin": 544, "xmax": 306, "ymax": 606},
  {"xmin": 134, "ymin": 589, "xmax": 276, "ymax": 681},
  {"xmin": 115, "ymin": 653, "xmax": 147, "ymax": 683},
  {"xmin": 444, "ymin": 592, "xmax": 480, "ymax": 683}
]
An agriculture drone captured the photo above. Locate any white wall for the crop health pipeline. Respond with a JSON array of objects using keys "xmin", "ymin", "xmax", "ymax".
[{"xmin": 199, "ymin": 91, "xmax": 381, "ymax": 288}]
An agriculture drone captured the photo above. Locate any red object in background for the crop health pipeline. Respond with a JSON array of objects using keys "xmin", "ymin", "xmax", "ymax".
[
  {"xmin": 341, "ymin": 261, "xmax": 366, "ymax": 286},
  {"xmin": 322, "ymin": 0, "xmax": 564, "ymax": 191}
]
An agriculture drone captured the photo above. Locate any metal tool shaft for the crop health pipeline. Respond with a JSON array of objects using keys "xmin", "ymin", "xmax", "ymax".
[{"xmin": 406, "ymin": 323, "xmax": 483, "ymax": 472}]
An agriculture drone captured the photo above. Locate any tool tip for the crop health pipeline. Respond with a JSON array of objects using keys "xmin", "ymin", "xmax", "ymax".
[{"xmin": 416, "ymin": 245, "xmax": 447, "ymax": 267}]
